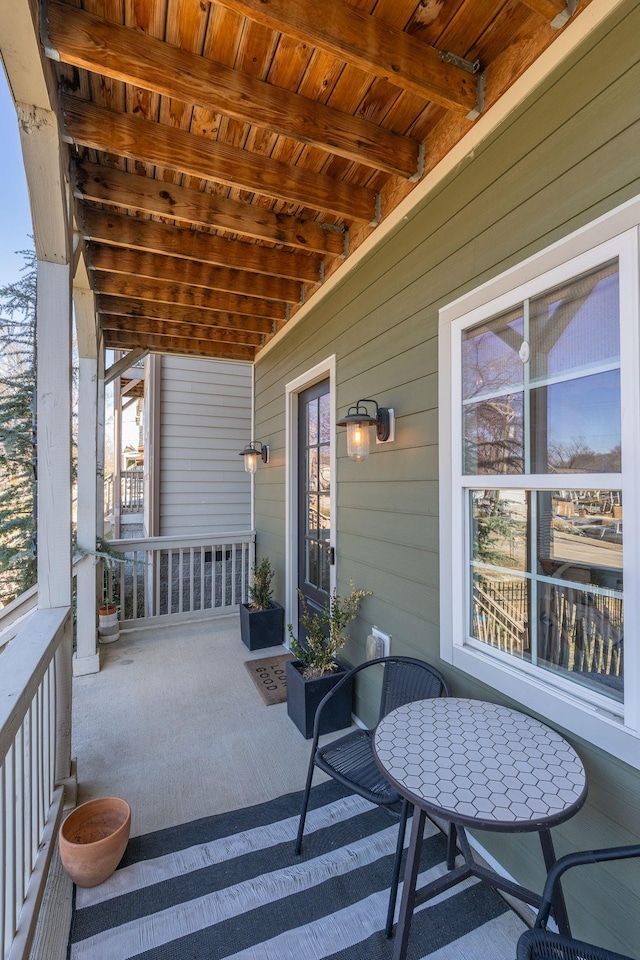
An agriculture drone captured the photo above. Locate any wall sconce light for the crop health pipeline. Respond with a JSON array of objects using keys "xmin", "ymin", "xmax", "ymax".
[
  {"xmin": 239, "ymin": 441, "xmax": 270, "ymax": 475},
  {"xmin": 336, "ymin": 399, "xmax": 394, "ymax": 462}
]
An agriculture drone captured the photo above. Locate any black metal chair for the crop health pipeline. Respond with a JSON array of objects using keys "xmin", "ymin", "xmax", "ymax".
[
  {"xmin": 517, "ymin": 843, "xmax": 640, "ymax": 960},
  {"xmin": 294, "ymin": 655, "xmax": 449, "ymax": 938}
]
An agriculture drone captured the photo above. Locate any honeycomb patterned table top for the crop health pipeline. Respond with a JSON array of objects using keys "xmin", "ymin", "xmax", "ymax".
[{"xmin": 374, "ymin": 698, "xmax": 587, "ymax": 831}]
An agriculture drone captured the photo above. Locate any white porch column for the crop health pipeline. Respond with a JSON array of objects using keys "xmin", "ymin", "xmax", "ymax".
[
  {"xmin": 74, "ymin": 355, "xmax": 100, "ymax": 676},
  {"xmin": 36, "ymin": 258, "xmax": 74, "ymax": 785}
]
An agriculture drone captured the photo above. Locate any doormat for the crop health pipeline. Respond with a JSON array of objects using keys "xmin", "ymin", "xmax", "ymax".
[{"xmin": 244, "ymin": 653, "xmax": 294, "ymax": 705}]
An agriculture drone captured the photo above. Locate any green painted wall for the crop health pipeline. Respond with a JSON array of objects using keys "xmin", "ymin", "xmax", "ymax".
[{"xmin": 254, "ymin": 2, "xmax": 640, "ymax": 954}]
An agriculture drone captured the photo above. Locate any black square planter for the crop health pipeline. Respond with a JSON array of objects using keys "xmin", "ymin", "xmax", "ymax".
[
  {"xmin": 285, "ymin": 659, "xmax": 353, "ymax": 739},
  {"xmin": 239, "ymin": 601, "xmax": 285, "ymax": 650}
]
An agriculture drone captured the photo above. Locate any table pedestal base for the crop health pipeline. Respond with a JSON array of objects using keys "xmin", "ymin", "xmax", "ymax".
[{"xmin": 391, "ymin": 810, "xmax": 570, "ymax": 960}]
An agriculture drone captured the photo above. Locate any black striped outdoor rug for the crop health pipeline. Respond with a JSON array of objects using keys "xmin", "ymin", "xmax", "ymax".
[{"xmin": 67, "ymin": 780, "xmax": 525, "ymax": 960}]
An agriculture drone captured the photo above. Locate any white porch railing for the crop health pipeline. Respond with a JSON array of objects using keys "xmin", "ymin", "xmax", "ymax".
[
  {"xmin": 106, "ymin": 531, "xmax": 256, "ymax": 625},
  {"xmin": 0, "ymin": 607, "xmax": 70, "ymax": 960},
  {"xmin": 120, "ymin": 469, "xmax": 144, "ymax": 514},
  {"xmin": 103, "ymin": 469, "xmax": 145, "ymax": 517}
]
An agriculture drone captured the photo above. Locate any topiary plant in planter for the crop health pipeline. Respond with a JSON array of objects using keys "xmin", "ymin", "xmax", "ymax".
[
  {"xmin": 239, "ymin": 556, "xmax": 284, "ymax": 650},
  {"xmin": 286, "ymin": 581, "xmax": 371, "ymax": 738}
]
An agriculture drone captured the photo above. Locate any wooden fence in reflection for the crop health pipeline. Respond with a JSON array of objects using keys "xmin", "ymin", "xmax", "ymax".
[{"xmin": 472, "ymin": 579, "xmax": 623, "ymax": 681}]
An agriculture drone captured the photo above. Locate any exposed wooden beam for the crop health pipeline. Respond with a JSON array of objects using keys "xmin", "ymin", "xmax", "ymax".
[
  {"xmin": 100, "ymin": 314, "xmax": 264, "ymax": 347},
  {"xmin": 89, "ymin": 244, "xmax": 302, "ymax": 303},
  {"xmin": 103, "ymin": 329, "xmax": 256, "ymax": 362},
  {"xmin": 74, "ymin": 163, "xmax": 345, "ymax": 257},
  {"xmin": 62, "ymin": 96, "xmax": 378, "ymax": 222},
  {"xmin": 97, "ymin": 296, "xmax": 274, "ymax": 335},
  {"xmin": 93, "ymin": 272, "xmax": 288, "ymax": 320},
  {"xmin": 105, "ymin": 349, "xmax": 148, "ymax": 384},
  {"xmin": 211, "ymin": 0, "xmax": 477, "ymax": 114},
  {"xmin": 80, "ymin": 208, "xmax": 322, "ymax": 284},
  {"xmin": 46, "ymin": 1, "xmax": 420, "ymax": 178},
  {"xmin": 519, "ymin": 0, "xmax": 568, "ymax": 20}
]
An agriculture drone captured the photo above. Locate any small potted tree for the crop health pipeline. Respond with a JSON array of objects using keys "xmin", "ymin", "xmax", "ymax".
[
  {"xmin": 286, "ymin": 581, "xmax": 371, "ymax": 738},
  {"xmin": 240, "ymin": 557, "xmax": 285, "ymax": 650}
]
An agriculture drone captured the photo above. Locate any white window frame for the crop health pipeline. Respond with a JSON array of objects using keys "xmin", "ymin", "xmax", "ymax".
[{"xmin": 439, "ymin": 196, "xmax": 640, "ymax": 769}]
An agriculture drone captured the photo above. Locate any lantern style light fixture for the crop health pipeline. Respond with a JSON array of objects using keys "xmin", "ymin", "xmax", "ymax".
[
  {"xmin": 239, "ymin": 441, "xmax": 270, "ymax": 475},
  {"xmin": 336, "ymin": 399, "xmax": 394, "ymax": 462}
]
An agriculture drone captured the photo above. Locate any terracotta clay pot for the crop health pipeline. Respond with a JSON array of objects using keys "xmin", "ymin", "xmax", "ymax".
[{"xmin": 59, "ymin": 797, "xmax": 131, "ymax": 887}]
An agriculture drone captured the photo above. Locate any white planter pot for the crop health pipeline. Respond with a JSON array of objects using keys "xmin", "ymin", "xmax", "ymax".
[{"xmin": 98, "ymin": 606, "xmax": 120, "ymax": 643}]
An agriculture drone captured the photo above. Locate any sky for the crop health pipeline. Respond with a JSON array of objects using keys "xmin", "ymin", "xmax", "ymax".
[{"xmin": 0, "ymin": 71, "xmax": 34, "ymax": 289}]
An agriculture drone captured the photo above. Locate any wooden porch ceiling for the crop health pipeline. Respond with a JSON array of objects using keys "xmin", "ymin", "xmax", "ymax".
[{"xmin": 41, "ymin": 0, "xmax": 587, "ymax": 362}]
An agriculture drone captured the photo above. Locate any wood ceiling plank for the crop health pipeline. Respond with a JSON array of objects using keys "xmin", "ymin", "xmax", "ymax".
[
  {"xmin": 94, "ymin": 271, "xmax": 288, "ymax": 318},
  {"xmin": 518, "ymin": 0, "xmax": 567, "ymax": 20},
  {"xmin": 73, "ymin": 161, "xmax": 346, "ymax": 255},
  {"xmin": 100, "ymin": 313, "xmax": 264, "ymax": 346},
  {"xmin": 125, "ymin": 0, "xmax": 166, "ymax": 37},
  {"xmin": 81, "ymin": 207, "xmax": 323, "ymax": 283},
  {"xmin": 96, "ymin": 295, "xmax": 275, "ymax": 334},
  {"xmin": 90, "ymin": 243, "xmax": 303, "ymax": 302},
  {"xmin": 434, "ymin": 0, "xmax": 503, "ymax": 61},
  {"xmin": 164, "ymin": 0, "xmax": 209, "ymax": 52},
  {"xmin": 210, "ymin": 0, "xmax": 478, "ymax": 113},
  {"xmin": 62, "ymin": 96, "xmax": 378, "ymax": 221},
  {"xmin": 104, "ymin": 329, "xmax": 256, "ymax": 360},
  {"xmin": 47, "ymin": 2, "xmax": 420, "ymax": 177}
]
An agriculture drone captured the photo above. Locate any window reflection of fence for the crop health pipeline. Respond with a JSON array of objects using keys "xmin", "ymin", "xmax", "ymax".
[
  {"xmin": 473, "ymin": 579, "xmax": 623, "ymax": 682},
  {"xmin": 473, "ymin": 581, "xmax": 528, "ymax": 655},
  {"xmin": 538, "ymin": 585, "xmax": 623, "ymax": 680}
]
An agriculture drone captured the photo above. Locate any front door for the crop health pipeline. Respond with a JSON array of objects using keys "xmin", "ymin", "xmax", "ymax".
[{"xmin": 298, "ymin": 380, "xmax": 332, "ymax": 633}]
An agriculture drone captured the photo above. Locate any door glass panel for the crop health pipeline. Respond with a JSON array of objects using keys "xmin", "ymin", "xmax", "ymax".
[
  {"xmin": 300, "ymin": 381, "xmax": 332, "ymax": 599},
  {"xmin": 307, "ymin": 540, "xmax": 319, "ymax": 586},
  {"xmin": 307, "ymin": 449, "xmax": 318, "ymax": 492},
  {"xmin": 320, "ymin": 545, "xmax": 330, "ymax": 593},
  {"xmin": 319, "ymin": 446, "xmax": 331, "ymax": 492},
  {"xmin": 307, "ymin": 495, "xmax": 319, "ymax": 538},
  {"xmin": 318, "ymin": 495, "xmax": 330, "ymax": 539},
  {"xmin": 308, "ymin": 398, "xmax": 319, "ymax": 445},
  {"xmin": 319, "ymin": 392, "xmax": 330, "ymax": 443}
]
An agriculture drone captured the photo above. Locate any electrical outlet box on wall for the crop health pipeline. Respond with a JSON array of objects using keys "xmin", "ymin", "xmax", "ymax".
[{"xmin": 366, "ymin": 626, "xmax": 391, "ymax": 660}]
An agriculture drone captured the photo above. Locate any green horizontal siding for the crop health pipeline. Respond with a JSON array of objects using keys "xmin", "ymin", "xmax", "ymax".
[{"xmin": 254, "ymin": 1, "xmax": 640, "ymax": 954}]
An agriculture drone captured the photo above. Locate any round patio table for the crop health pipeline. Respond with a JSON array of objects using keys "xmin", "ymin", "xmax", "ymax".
[{"xmin": 373, "ymin": 698, "xmax": 587, "ymax": 960}]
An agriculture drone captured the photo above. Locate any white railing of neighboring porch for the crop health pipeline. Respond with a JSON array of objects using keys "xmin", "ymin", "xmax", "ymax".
[
  {"xmin": 0, "ymin": 606, "xmax": 70, "ymax": 960},
  {"xmin": 105, "ymin": 531, "xmax": 256, "ymax": 625},
  {"xmin": 0, "ymin": 587, "xmax": 39, "ymax": 655}
]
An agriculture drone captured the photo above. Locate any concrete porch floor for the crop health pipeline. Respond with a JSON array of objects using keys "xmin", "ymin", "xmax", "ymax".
[{"xmin": 30, "ymin": 613, "xmax": 328, "ymax": 959}]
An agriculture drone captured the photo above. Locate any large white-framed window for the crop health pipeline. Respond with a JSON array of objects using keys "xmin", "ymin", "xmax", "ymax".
[{"xmin": 439, "ymin": 199, "xmax": 640, "ymax": 768}]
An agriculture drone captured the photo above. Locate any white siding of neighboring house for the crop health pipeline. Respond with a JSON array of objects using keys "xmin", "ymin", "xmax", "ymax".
[{"xmin": 158, "ymin": 356, "xmax": 252, "ymax": 536}]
